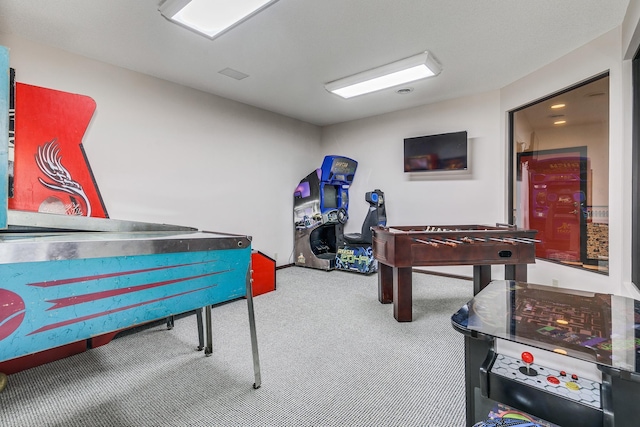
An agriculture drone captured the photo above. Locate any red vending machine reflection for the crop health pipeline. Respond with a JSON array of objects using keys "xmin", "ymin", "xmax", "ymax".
[{"xmin": 520, "ymin": 150, "xmax": 588, "ymax": 264}]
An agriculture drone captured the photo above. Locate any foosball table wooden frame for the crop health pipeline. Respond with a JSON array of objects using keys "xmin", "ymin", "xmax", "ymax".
[{"xmin": 372, "ymin": 224, "xmax": 538, "ymax": 322}]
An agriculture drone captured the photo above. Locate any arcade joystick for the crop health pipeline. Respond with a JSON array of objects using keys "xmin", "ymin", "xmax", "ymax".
[
  {"xmin": 521, "ymin": 351, "xmax": 533, "ymax": 364},
  {"xmin": 519, "ymin": 351, "xmax": 538, "ymax": 376}
]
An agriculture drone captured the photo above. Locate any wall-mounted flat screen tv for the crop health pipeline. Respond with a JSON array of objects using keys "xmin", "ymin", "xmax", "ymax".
[{"xmin": 404, "ymin": 131, "xmax": 469, "ymax": 173}]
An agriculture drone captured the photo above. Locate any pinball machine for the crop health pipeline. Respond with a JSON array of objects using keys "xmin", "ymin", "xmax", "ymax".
[{"xmin": 0, "ymin": 46, "xmax": 261, "ymax": 391}]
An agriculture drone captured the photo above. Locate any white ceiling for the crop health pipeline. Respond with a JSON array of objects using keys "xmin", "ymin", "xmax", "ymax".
[{"xmin": 0, "ymin": 0, "xmax": 631, "ymax": 126}]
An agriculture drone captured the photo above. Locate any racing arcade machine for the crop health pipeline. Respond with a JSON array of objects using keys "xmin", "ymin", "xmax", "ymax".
[
  {"xmin": 294, "ymin": 155, "xmax": 356, "ymax": 271},
  {"xmin": 336, "ymin": 189, "xmax": 386, "ymax": 274}
]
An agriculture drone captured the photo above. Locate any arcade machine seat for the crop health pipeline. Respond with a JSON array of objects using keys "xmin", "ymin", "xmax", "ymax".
[
  {"xmin": 342, "ymin": 189, "xmax": 386, "ymax": 246},
  {"xmin": 336, "ymin": 189, "xmax": 386, "ymax": 274}
]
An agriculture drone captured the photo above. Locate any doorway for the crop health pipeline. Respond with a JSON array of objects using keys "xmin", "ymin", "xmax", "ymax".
[{"xmin": 510, "ymin": 74, "xmax": 609, "ymax": 274}]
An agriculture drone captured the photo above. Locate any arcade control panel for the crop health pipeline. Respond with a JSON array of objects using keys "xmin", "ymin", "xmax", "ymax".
[
  {"xmin": 492, "ymin": 340, "xmax": 601, "ymax": 409},
  {"xmin": 481, "ymin": 339, "xmax": 603, "ymax": 426}
]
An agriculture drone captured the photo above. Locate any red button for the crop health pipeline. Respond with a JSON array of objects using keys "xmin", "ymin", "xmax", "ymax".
[
  {"xmin": 547, "ymin": 376, "xmax": 560, "ymax": 384},
  {"xmin": 560, "ymin": 371, "xmax": 566, "ymax": 377},
  {"xmin": 571, "ymin": 374, "xmax": 579, "ymax": 380}
]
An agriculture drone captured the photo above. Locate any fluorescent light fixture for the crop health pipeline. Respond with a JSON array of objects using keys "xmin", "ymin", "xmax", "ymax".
[
  {"xmin": 325, "ymin": 51, "xmax": 442, "ymax": 99},
  {"xmin": 159, "ymin": 0, "xmax": 279, "ymax": 39}
]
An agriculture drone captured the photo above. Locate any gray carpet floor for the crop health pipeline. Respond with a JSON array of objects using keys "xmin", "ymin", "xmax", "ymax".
[{"xmin": 0, "ymin": 267, "xmax": 473, "ymax": 427}]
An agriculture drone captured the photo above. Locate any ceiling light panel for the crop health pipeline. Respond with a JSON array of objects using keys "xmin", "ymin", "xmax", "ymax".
[
  {"xmin": 159, "ymin": 0, "xmax": 279, "ymax": 39},
  {"xmin": 325, "ymin": 51, "xmax": 442, "ymax": 99}
]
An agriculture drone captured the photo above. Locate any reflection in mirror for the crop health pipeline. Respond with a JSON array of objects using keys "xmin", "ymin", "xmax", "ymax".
[{"xmin": 511, "ymin": 74, "xmax": 609, "ymax": 274}]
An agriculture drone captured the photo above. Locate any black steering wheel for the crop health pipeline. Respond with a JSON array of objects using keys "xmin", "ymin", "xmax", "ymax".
[{"xmin": 337, "ymin": 207, "xmax": 348, "ymax": 224}]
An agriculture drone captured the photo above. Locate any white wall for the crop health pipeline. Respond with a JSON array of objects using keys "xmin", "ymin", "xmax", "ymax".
[
  {"xmin": 0, "ymin": 34, "xmax": 322, "ymax": 266},
  {"xmin": 323, "ymin": 26, "xmax": 639, "ymax": 295}
]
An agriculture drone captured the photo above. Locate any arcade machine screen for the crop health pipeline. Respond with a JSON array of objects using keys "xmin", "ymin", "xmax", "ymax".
[
  {"xmin": 322, "ymin": 185, "xmax": 338, "ymax": 209},
  {"xmin": 462, "ymin": 282, "xmax": 640, "ymax": 370},
  {"xmin": 294, "ymin": 181, "xmax": 311, "ymax": 199},
  {"xmin": 511, "ymin": 288, "xmax": 611, "ymax": 362}
]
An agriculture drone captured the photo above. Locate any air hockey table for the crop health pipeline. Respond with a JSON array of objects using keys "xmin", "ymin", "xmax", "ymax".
[
  {"xmin": 451, "ymin": 280, "xmax": 640, "ymax": 427},
  {"xmin": 0, "ymin": 45, "xmax": 261, "ymax": 392},
  {"xmin": 0, "ymin": 211, "xmax": 261, "ymax": 391}
]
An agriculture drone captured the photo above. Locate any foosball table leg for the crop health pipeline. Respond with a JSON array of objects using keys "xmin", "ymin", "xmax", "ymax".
[
  {"xmin": 473, "ymin": 265, "xmax": 491, "ymax": 295},
  {"xmin": 505, "ymin": 264, "xmax": 527, "ymax": 283},
  {"xmin": 393, "ymin": 267, "xmax": 413, "ymax": 322},
  {"xmin": 378, "ymin": 263, "xmax": 393, "ymax": 303}
]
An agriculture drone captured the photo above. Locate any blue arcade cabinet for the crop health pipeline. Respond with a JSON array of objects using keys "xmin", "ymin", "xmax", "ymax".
[{"xmin": 293, "ymin": 155, "xmax": 356, "ymax": 271}]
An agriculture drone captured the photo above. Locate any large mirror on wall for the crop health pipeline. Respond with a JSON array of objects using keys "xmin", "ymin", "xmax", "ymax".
[{"xmin": 510, "ymin": 73, "xmax": 609, "ymax": 275}]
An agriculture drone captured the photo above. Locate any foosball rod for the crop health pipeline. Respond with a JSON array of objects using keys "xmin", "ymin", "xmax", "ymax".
[
  {"xmin": 519, "ymin": 237, "xmax": 541, "ymax": 243},
  {"xmin": 431, "ymin": 238, "xmax": 457, "ymax": 247},
  {"xmin": 413, "ymin": 238, "xmax": 439, "ymax": 247},
  {"xmin": 503, "ymin": 237, "xmax": 540, "ymax": 244},
  {"xmin": 488, "ymin": 237, "xmax": 517, "ymax": 244},
  {"xmin": 414, "ymin": 238, "xmax": 457, "ymax": 247},
  {"xmin": 470, "ymin": 237, "xmax": 514, "ymax": 243},
  {"xmin": 445, "ymin": 238, "xmax": 464, "ymax": 245}
]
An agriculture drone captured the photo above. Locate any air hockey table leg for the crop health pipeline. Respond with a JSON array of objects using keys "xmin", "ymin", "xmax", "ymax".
[
  {"xmin": 166, "ymin": 315, "xmax": 174, "ymax": 330},
  {"xmin": 204, "ymin": 305, "xmax": 213, "ymax": 356},
  {"xmin": 246, "ymin": 273, "xmax": 262, "ymax": 389},
  {"xmin": 195, "ymin": 308, "xmax": 204, "ymax": 351}
]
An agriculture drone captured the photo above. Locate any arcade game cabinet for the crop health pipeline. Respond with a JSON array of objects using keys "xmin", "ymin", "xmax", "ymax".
[
  {"xmin": 335, "ymin": 189, "xmax": 386, "ymax": 274},
  {"xmin": 293, "ymin": 155, "xmax": 356, "ymax": 271}
]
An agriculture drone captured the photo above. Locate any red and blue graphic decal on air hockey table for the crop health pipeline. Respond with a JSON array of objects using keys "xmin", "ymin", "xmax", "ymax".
[{"xmin": 0, "ymin": 247, "xmax": 249, "ymax": 363}]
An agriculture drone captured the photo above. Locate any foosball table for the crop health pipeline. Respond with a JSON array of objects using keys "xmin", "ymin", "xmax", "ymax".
[{"xmin": 372, "ymin": 224, "xmax": 538, "ymax": 322}]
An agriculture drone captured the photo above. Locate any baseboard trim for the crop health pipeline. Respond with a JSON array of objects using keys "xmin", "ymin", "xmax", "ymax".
[
  {"xmin": 412, "ymin": 268, "xmax": 472, "ymax": 281},
  {"xmin": 276, "ymin": 263, "xmax": 472, "ymax": 281}
]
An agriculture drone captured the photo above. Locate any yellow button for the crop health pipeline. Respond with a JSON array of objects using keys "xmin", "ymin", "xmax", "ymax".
[{"xmin": 566, "ymin": 382, "xmax": 580, "ymax": 391}]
